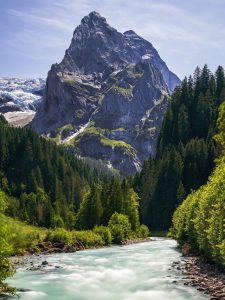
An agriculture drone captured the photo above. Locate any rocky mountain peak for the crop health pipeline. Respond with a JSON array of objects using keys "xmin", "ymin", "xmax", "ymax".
[
  {"xmin": 73, "ymin": 11, "xmax": 116, "ymax": 41},
  {"xmin": 31, "ymin": 12, "xmax": 181, "ymax": 174},
  {"xmin": 81, "ymin": 11, "xmax": 107, "ymax": 25},
  {"xmin": 123, "ymin": 30, "xmax": 137, "ymax": 36}
]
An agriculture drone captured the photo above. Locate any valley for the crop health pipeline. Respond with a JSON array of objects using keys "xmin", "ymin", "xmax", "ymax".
[{"xmin": 0, "ymin": 5, "xmax": 225, "ymax": 300}]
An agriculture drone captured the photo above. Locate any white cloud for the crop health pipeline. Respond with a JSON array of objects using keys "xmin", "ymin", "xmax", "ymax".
[{"xmin": 8, "ymin": 9, "xmax": 74, "ymax": 32}]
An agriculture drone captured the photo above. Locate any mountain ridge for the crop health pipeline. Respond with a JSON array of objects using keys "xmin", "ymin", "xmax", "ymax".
[{"xmin": 31, "ymin": 11, "xmax": 180, "ymax": 174}]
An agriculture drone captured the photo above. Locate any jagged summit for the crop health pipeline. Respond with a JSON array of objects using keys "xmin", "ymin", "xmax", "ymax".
[
  {"xmin": 80, "ymin": 11, "xmax": 108, "ymax": 28},
  {"xmin": 31, "ymin": 12, "xmax": 180, "ymax": 174},
  {"xmin": 123, "ymin": 30, "xmax": 137, "ymax": 35}
]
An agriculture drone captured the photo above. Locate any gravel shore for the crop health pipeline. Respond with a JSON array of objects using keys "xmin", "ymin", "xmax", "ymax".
[{"xmin": 177, "ymin": 245, "xmax": 225, "ymax": 300}]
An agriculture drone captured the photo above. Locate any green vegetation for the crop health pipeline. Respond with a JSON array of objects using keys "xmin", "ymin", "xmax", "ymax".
[
  {"xmin": 113, "ymin": 85, "xmax": 133, "ymax": 97},
  {"xmin": 93, "ymin": 226, "xmax": 112, "ymax": 245},
  {"xmin": 81, "ymin": 157, "xmax": 121, "ymax": 178},
  {"xmin": 134, "ymin": 65, "xmax": 225, "ymax": 230},
  {"xmin": 0, "ymin": 115, "xmax": 149, "ymax": 293},
  {"xmin": 64, "ymin": 79, "xmax": 76, "ymax": 85},
  {"xmin": 0, "ymin": 117, "xmax": 146, "ymax": 234},
  {"xmin": 0, "ymin": 187, "xmax": 148, "ymax": 296},
  {"xmin": 171, "ymin": 101, "xmax": 225, "ymax": 266},
  {"xmin": 45, "ymin": 227, "xmax": 106, "ymax": 247},
  {"xmin": 100, "ymin": 137, "xmax": 133, "ymax": 150},
  {"xmin": 112, "ymin": 127, "xmax": 125, "ymax": 132},
  {"xmin": 82, "ymin": 125, "xmax": 106, "ymax": 136},
  {"xmin": 0, "ymin": 116, "xmax": 100, "ymax": 228},
  {"xmin": 108, "ymin": 213, "xmax": 132, "ymax": 244},
  {"xmin": 75, "ymin": 179, "xmax": 142, "ymax": 232},
  {"xmin": 55, "ymin": 123, "xmax": 74, "ymax": 135},
  {"xmin": 70, "ymin": 125, "xmax": 106, "ymax": 145},
  {"xmin": 72, "ymin": 123, "xmax": 133, "ymax": 152},
  {"xmin": 0, "ymin": 192, "xmax": 15, "ymax": 296}
]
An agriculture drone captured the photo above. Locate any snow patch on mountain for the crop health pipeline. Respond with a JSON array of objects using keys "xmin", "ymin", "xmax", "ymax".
[{"xmin": 0, "ymin": 78, "xmax": 45, "ymax": 111}]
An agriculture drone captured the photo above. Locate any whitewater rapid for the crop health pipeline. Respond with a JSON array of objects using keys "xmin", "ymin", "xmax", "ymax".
[{"xmin": 8, "ymin": 239, "xmax": 209, "ymax": 300}]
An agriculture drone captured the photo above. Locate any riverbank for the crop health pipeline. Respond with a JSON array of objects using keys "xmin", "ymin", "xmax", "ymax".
[
  {"xmin": 182, "ymin": 256, "xmax": 225, "ymax": 299},
  {"xmin": 11, "ymin": 237, "xmax": 153, "ymax": 273},
  {"xmin": 177, "ymin": 245, "xmax": 225, "ymax": 299},
  {"xmin": 10, "ymin": 237, "xmax": 152, "ymax": 268},
  {"xmin": 7, "ymin": 239, "xmax": 209, "ymax": 300}
]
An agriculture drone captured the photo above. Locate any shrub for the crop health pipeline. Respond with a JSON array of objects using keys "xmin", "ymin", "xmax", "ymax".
[
  {"xmin": 73, "ymin": 230, "xmax": 104, "ymax": 247},
  {"xmin": 45, "ymin": 228, "xmax": 72, "ymax": 244},
  {"xmin": 136, "ymin": 225, "xmax": 150, "ymax": 238},
  {"xmin": 0, "ymin": 191, "xmax": 15, "ymax": 296},
  {"xmin": 93, "ymin": 226, "xmax": 112, "ymax": 245},
  {"xmin": 108, "ymin": 213, "xmax": 131, "ymax": 244}
]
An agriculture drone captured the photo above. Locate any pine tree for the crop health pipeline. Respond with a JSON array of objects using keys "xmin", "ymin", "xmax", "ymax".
[{"xmin": 135, "ymin": 66, "xmax": 224, "ymax": 230}]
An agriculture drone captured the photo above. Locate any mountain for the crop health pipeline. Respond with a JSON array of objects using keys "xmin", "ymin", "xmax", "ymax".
[
  {"xmin": 31, "ymin": 11, "xmax": 180, "ymax": 174},
  {"xmin": 0, "ymin": 77, "xmax": 45, "ymax": 126}
]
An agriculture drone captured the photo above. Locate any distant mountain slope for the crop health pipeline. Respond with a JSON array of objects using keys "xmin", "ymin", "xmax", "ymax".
[
  {"xmin": 31, "ymin": 11, "xmax": 180, "ymax": 174},
  {"xmin": 0, "ymin": 77, "xmax": 45, "ymax": 126}
]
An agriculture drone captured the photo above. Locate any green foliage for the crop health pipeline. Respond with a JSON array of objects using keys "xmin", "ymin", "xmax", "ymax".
[
  {"xmin": 214, "ymin": 99, "xmax": 225, "ymax": 150},
  {"xmin": 93, "ymin": 226, "xmax": 112, "ymax": 245},
  {"xmin": 0, "ymin": 114, "xmax": 7, "ymax": 126},
  {"xmin": 108, "ymin": 213, "xmax": 132, "ymax": 244},
  {"xmin": 100, "ymin": 137, "xmax": 133, "ymax": 150},
  {"xmin": 45, "ymin": 228, "xmax": 73, "ymax": 244},
  {"xmin": 113, "ymin": 85, "xmax": 133, "ymax": 97},
  {"xmin": 75, "ymin": 178, "xmax": 140, "ymax": 233},
  {"xmin": 2, "ymin": 214, "xmax": 47, "ymax": 255},
  {"xmin": 171, "ymin": 101, "xmax": 225, "ymax": 266},
  {"xmin": 73, "ymin": 230, "xmax": 104, "ymax": 247},
  {"xmin": 6, "ymin": 218, "xmax": 41, "ymax": 254},
  {"xmin": 0, "ymin": 191, "xmax": 15, "ymax": 296},
  {"xmin": 75, "ymin": 185, "xmax": 103, "ymax": 229},
  {"xmin": 135, "ymin": 65, "xmax": 225, "ymax": 230},
  {"xmin": 0, "ymin": 121, "xmax": 103, "ymax": 228},
  {"xmin": 136, "ymin": 224, "xmax": 150, "ymax": 238}
]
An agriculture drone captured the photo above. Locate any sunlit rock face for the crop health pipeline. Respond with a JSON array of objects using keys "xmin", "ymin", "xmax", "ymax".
[{"xmin": 31, "ymin": 11, "xmax": 180, "ymax": 174}]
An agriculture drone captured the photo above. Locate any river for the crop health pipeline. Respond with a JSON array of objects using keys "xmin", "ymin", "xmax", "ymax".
[{"xmin": 8, "ymin": 238, "xmax": 209, "ymax": 300}]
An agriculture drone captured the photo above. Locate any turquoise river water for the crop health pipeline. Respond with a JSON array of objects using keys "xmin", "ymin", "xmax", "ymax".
[{"xmin": 7, "ymin": 238, "xmax": 209, "ymax": 300}]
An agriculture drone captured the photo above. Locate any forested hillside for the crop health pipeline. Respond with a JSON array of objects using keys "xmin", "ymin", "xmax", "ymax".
[
  {"xmin": 0, "ymin": 115, "xmax": 143, "ymax": 232},
  {"xmin": 134, "ymin": 65, "xmax": 225, "ymax": 230},
  {"xmin": 171, "ymin": 101, "xmax": 225, "ymax": 266},
  {"xmin": 0, "ymin": 114, "xmax": 94, "ymax": 228},
  {"xmin": 0, "ymin": 115, "xmax": 149, "ymax": 296}
]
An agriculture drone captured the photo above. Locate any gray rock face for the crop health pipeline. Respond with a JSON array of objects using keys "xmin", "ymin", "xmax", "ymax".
[{"xmin": 31, "ymin": 11, "xmax": 180, "ymax": 174}]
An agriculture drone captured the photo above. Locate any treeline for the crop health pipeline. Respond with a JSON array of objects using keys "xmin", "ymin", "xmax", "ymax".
[
  {"xmin": 0, "ymin": 115, "xmax": 96, "ymax": 228},
  {"xmin": 76, "ymin": 179, "xmax": 140, "ymax": 231},
  {"xmin": 0, "ymin": 116, "xmax": 147, "ymax": 235},
  {"xmin": 0, "ymin": 188, "xmax": 149, "ymax": 296},
  {"xmin": 0, "ymin": 115, "xmax": 150, "ymax": 296},
  {"xmin": 171, "ymin": 101, "xmax": 225, "ymax": 266},
  {"xmin": 134, "ymin": 65, "xmax": 225, "ymax": 230}
]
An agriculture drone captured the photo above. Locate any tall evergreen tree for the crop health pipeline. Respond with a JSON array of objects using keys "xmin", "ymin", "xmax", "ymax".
[{"xmin": 135, "ymin": 66, "xmax": 225, "ymax": 230}]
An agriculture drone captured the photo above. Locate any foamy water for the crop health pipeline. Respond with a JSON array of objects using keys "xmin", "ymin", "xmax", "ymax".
[{"xmin": 7, "ymin": 239, "xmax": 209, "ymax": 300}]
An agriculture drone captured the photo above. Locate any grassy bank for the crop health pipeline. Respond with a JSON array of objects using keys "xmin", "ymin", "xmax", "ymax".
[{"xmin": 1, "ymin": 213, "xmax": 149, "ymax": 297}]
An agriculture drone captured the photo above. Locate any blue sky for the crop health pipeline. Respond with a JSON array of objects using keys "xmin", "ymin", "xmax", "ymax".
[{"xmin": 1, "ymin": 0, "xmax": 225, "ymax": 79}]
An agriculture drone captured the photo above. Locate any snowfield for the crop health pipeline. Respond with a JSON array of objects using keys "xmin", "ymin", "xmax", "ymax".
[
  {"xmin": 0, "ymin": 77, "xmax": 45, "ymax": 126},
  {"xmin": 0, "ymin": 77, "xmax": 45, "ymax": 111}
]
